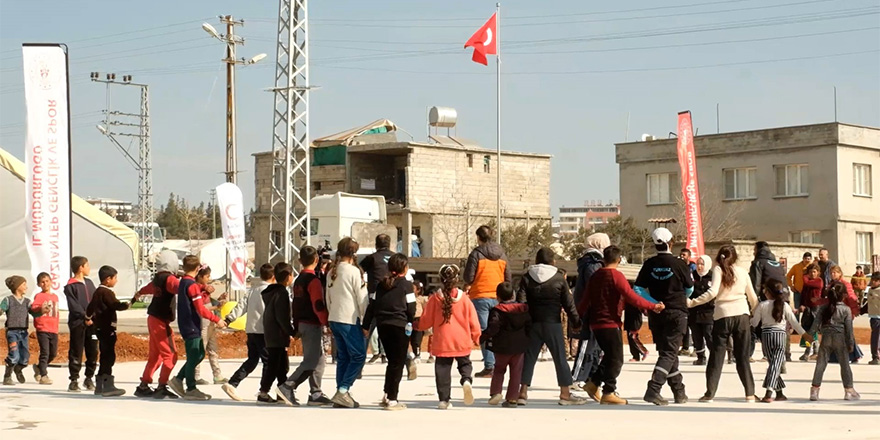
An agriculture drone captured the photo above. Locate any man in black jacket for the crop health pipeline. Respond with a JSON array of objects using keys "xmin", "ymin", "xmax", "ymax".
[
  {"xmin": 360, "ymin": 234, "xmax": 394, "ymax": 364},
  {"xmin": 260, "ymin": 262, "xmax": 296, "ymax": 404},
  {"xmin": 634, "ymin": 228, "xmax": 694, "ymax": 406}
]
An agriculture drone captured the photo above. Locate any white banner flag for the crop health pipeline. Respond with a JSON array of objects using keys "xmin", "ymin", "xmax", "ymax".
[
  {"xmin": 23, "ymin": 44, "xmax": 71, "ymax": 305},
  {"xmin": 216, "ymin": 182, "xmax": 248, "ymax": 291}
]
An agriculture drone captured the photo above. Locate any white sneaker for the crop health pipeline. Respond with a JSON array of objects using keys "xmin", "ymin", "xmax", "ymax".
[
  {"xmin": 488, "ymin": 394, "xmax": 503, "ymax": 405},
  {"xmin": 438, "ymin": 401, "xmax": 452, "ymax": 410},
  {"xmin": 222, "ymin": 383, "xmax": 242, "ymax": 402},
  {"xmin": 844, "ymin": 388, "xmax": 861, "ymax": 401},
  {"xmin": 462, "ymin": 381, "xmax": 475, "ymax": 406}
]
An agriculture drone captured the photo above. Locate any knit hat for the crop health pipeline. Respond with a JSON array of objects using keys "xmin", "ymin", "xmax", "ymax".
[{"xmin": 5, "ymin": 275, "xmax": 26, "ymax": 293}]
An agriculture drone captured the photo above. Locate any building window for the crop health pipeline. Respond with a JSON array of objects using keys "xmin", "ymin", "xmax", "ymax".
[
  {"xmin": 483, "ymin": 155, "xmax": 491, "ymax": 173},
  {"xmin": 646, "ymin": 172, "xmax": 677, "ymax": 205},
  {"xmin": 723, "ymin": 167, "xmax": 757, "ymax": 200},
  {"xmin": 273, "ymin": 166, "xmax": 284, "ymax": 190},
  {"xmin": 853, "ymin": 163, "xmax": 872, "ymax": 197},
  {"xmin": 789, "ymin": 230, "xmax": 821, "ymax": 244},
  {"xmin": 314, "ymin": 181, "xmax": 322, "ymax": 191},
  {"xmin": 774, "ymin": 164, "xmax": 809, "ymax": 197},
  {"xmin": 857, "ymin": 232, "xmax": 874, "ymax": 268},
  {"xmin": 270, "ymin": 230, "xmax": 283, "ymax": 247},
  {"xmin": 467, "ymin": 153, "xmax": 474, "ymax": 170}
]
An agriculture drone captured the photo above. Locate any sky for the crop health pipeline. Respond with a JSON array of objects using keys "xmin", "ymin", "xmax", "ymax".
[{"xmin": 1, "ymin": 0, "xmax": 878, "ymax": 219}]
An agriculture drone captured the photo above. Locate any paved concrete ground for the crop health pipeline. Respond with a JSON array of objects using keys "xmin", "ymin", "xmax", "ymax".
[{"xmin": 1, "ymin": 349, "xmax": 877, "ymax": 440}]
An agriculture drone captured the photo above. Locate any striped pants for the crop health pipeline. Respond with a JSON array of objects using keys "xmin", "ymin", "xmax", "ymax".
[{"xmin": 761, "ymin": 328, "xmax": 788, "ymax": 391}]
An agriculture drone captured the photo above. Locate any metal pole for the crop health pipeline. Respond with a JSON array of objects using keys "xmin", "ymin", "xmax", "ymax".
[
  {"xmin": 495, "ymin": 2, "xmax": 502, "ymax": 244},
  {"xmin": 226, "ymin": 16, "xmax": 237, "ymax": 185},
  {"xmin": 716, "ymin": 103, "xmax": 720, "ymax": 133},
  {"xmin": 833, "ymin": 86, "xmax": 838, "ymax": 122}
]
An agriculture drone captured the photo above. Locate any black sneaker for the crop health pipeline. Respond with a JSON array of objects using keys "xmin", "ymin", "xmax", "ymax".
[
  {"xmin": 644, "ymin": 392, "xmax": 669, "ymax": 406},
  {"xmin": 68, "ymin": 381, "xmax": 81, "ymax": 392},
  {"xmin": 275, "ymin": 384, "xmax": 299, "ymax": 407},
  {"xmin": 257, "ymin": 392, "xmax": 277, "ymax": 404},
  {"xmin": 474, "ymin": 368, "xmax": 494, "ymax": 378},
  {"xmin": 152, "ymin": 385, "xmax": 179, "ymax": 400},
  {"xmin": 308, "ymin": 394, "xmax": 334, "ymax": 407},
  {"xmin": 134, "ymin": 384, "xmax": 155, "ymax": 398},
  {"xmin": 693, "ymin": 358, "xmax": 707, "ymax": 366},
  {"xmin": 83, "ymin": 377, "xmax": 95, "ymax": 391},
  {"xmin": 367, "ymin": 355, "xmax": 382, "ymax": 364}
]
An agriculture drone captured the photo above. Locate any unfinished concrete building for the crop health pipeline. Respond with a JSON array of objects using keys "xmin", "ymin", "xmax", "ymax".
[{"xmin": 253, "ymin": 116, "xmax": 551, "ymax": 263}]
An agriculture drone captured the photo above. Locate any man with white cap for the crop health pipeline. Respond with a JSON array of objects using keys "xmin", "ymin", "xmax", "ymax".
[{"xmin": 634, "ymin": 227, "xmax": 694, "ymax": 406}]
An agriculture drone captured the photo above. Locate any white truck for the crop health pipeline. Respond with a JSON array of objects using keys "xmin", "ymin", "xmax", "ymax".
[{"xmin": 308, "ymin": 192, "xmax": 397, "ymax": 256}]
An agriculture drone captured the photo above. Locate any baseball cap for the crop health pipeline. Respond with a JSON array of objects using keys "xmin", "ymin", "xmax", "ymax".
[{"xmin": 651, "ymin": 227, "xmax": 673, "ymax": 245}]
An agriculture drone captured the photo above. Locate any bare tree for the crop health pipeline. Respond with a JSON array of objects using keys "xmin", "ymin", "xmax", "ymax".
[{"xmin": 663, "ymin": 182, "xmax": 747, "ymax": 243}]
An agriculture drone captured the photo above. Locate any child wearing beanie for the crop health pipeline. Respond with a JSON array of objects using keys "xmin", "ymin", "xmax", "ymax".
[{"xmin": 2, "ymin": 276, "xmax": 49, "ymax": 385}]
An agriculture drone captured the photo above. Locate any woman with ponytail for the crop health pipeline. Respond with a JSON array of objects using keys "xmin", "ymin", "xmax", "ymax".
[
  {"xmin": 688, "ymin": 245, "xmax": 759, "ymax": 402},
  {"xmin": 751, "ymin": 280, "xmax": 811, "ymax": 402},
  {"xmin": 808, "ymin": 283, "xmax": 860, "ymax": 401},
  {"xmin": 416, "ymin": 264, "xmax": 481, "ymax": 409}
]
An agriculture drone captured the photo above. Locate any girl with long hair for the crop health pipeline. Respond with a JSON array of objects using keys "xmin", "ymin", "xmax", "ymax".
[
  {"xmin": 828, "ymin": 265, "xmax": 863, "ymax": 363},
  {"xmin": 809, "ymin": 283, "xmax": 860, "ymax": 401},
  {"xmin": 416, "ymin": 264, "xmax": 481, "ymax": 409},
  {"xmin": 688, "ymin": 245, "xmax": 759, "ymax": 402},
  {"xmin": 751, "ymin": 280, "xmax": 811, "ymax": 403}
]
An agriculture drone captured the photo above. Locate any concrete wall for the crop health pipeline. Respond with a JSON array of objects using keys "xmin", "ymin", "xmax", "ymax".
[{"xmin": 703, "ymin": 240, "xmax": 825, "ymax": 272}]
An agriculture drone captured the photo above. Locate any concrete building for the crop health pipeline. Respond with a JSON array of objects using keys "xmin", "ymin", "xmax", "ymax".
[
  {"xmin": 253, "ymin": 118, "xmax": 551, "ymax": 262},
  {"xmin": 85, "ymin": 198, "xmax": 134, "ymax": 222},
  {"xmin": 616, "ymin": 122, "xmax": 880, "ymax": 272},
  {"xmin": 558, "ymin": 201, "xmax": 620, "ymax": 236}
]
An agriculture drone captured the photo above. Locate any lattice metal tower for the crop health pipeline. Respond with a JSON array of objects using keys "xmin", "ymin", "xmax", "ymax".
[
  {"xmin": 90, "ymin": 73, "xmax": 154, "ymax": 273},
  {"xmin": 268, "ymin": 0, "xmax": 311, "ymax": 270}
]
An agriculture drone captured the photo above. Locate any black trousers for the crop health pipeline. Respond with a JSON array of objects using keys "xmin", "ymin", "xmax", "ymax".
[
  {"xmin": 229, "ymin": 333, "xmax": 268, "ymax": 387},
  {"xmin": 690, "ymin": 321, "xmax": 714, "ymax": 358},
  {"xmin": 682, "ymin": 323, "xmax": 691, "ymax": 351},
  {"xmin": 410, "ymin": 318, "xmax": 424, "ymax": 357},
  {"xmin": 646, "ymin": 309, "xmax": 687, "ymax": 395},
  {"xmin": 589, "ymin": 328, "xmax": 624, "ymax": 394},
  {"xmin": 434, "ymin": 356, "xmax": 473, "ymax": 402},
  {"xmin": 705, "ymin": 315, "xmax": 755, "ymax": 398},
  {"xmin": 37, "ymin": 332, "xmax": 58, "ymax": 376},
  {"xmin": 378, "ymin": 324, "xmax": 409, "ymax": 401},
  {"xmin": 261, "ymin": 346, "xmax": 289, "ymax": 393},
  {"xmin": 68, "ymin": 324, "xmax": 98, "ymax": 381},
  {"xmin": 96, "ymin": 328, "xmax": 117, "ymax": 376}
]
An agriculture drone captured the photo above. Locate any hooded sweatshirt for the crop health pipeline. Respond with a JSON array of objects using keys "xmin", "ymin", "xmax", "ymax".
[
  {"xmin": 464, "ymin": 242, "xmax": 511, "ymax": 300},
  {"xmin": 225, "ymin": 279, "xmax": 270, "ymax": 334},
  {"xmin": 141, "ymin": 250, "xmax": 180, "ymax": 323},
  {"xmin": 749, "ymin": 247, "xmax": 786, "ymax": 299},
  {"xmin": 866, "ymin": 284, "xmax": 880, "ymax": 318},
  {"xmin": 573, "ymin": 249, "xmax": 604, "ymax": 307},
  {"xmin": 416, "ymin": 288, "xmax": 481, "ymax": 357},
  {"xmin": 262, "ymin": 283, "xmax": 295, "ymax": 348},
  {"xmin": 326, "ymin": 262, "xmax": 369, "ymax": 325},
  {"xmin": 517, "ymin": 264, "xmax": 579, "ymax": 325},
  {"xmin": 63, "ymin": 277, "xmax": 97, "ymax": 327},
  {"xmin": 479, "ymin": 301, "xmax": 530, "ymax": 354}
]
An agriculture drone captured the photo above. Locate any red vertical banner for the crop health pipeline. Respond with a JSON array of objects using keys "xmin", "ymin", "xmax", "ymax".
[{"xmin": 676, "ymin": 111, "xmax": 705, "ymax": 257}]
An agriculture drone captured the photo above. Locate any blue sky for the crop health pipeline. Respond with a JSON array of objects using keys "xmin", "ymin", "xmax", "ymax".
[{"xmin": 1, "ymin": 0, "xmax": 878, "ymax": 217}]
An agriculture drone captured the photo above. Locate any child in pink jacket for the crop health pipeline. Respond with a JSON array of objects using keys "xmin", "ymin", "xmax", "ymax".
[{"xmin": 417, "ymin": 264, "xmax": 481, "ymax": 409}]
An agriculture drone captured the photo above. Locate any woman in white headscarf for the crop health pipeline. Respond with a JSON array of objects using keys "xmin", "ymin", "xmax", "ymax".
[
  {"xmin": 570, "ymin": 233, "xmax": 611, "ymax": 387},
  {"xmin": 689, "ymin": 255, "xmax": 715, "ymax": 365}
]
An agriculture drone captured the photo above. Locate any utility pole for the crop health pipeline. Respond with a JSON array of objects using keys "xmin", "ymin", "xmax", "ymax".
[
  {"xmin": 90, "ymin": 72, "xmax": 154, "ymax": 276},
  {"xmin": 209, "ymin": 188, "xmax": 217, "ymax": 239}
]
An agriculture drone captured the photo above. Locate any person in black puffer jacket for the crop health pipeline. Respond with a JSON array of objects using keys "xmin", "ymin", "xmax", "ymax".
[
  {"xmin": 570, "ymin": 233, "xmax": 610, "ymax": 386},
  {"xmin": 516, "ymin": 248, "xmax": 586, "ymax": 406},
  {"xmin": 690, "ymin": 255, "xmax": 715, "ymax": 366}
]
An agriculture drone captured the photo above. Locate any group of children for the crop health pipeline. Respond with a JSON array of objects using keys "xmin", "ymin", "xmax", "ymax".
[{"xmin": 3, "ymin": 243, "xmax": 878, "ymax": 408}]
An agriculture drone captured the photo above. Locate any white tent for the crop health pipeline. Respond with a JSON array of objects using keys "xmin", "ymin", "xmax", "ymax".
[{"xmin": 0, "ymin": 147, "xmax": 139, "ymax": 306}]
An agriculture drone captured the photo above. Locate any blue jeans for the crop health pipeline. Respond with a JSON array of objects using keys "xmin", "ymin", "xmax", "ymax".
[
  {"xmin": 472, "ymin": 298, "xmax": 498, "ymax": 369},
  {"xmin": 5, "ymin": 329, "xmax": 29, "ymax": 366},
  {"xmin": 330, "ymin": 321, "xmax": 367, "ymax": 390}
]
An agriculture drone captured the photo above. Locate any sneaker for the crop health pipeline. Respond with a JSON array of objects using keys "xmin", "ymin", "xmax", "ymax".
[
  {"xmin": 152, "ymin": 385, "xmax": 178, "ymax": 399},
  {"xmin": 869, "ymin": 359, "xmax": 880, "ymax": 365},
  {"xmin": 275, "ymin": 383, "xmax": 299, "ymax": 406},
  {"xmin": 32, "ymin": 365, "xmax": 41, "ymax": 382},
  {"xmin": 68, "ymin": 381, "xmax": 80, "ymax": 392},
  {"xmin": 775, "ymin": 392, "xmax": 788, "ymax": 402},
  {"xmin": 582, "ymin": 381, "xmax": 601, "ymax": 403},
  {"xmin": 406, "ymin": 358, "xmax": 418, "ymax": 381},
  {"xmin": 183, "ymin": 388, "xmax": 211, "ymax": 401},
  {"xmin": 673, "ymin": 390, "xmax": 688, "ymax": 404},
  {"xmin": 427, "ymin": 356, "xmax": 435, "ymax": 364},
  {"xmin": 693, "ymin": 358, "xmax": 707, "ymax": 366},
  {"xmin": 808, "ymin": 354, "xmax": 819, "ymax": 361},
  {"xmin": 384, "ymin": 400, "xmax": 406, "ymax": 411},
  {"xmin": 213, "ymin": 377, "xmax": 228, "ymax": 385},
  {"xmin": 678, "ymin": 348, "xmax": 692, "ymax": 356},
  {"xmin": 745, "ymin": 395, "xmax": 758, "ymax": 403},
  {"xmin": 195, "ymin": 378, "xmax": 210, "ymax": 386},
  {"xmin": 488, "ymin": 394, "xmax": 504, "ymax": 405},
  {"xmin": 3, "ymin": 376, "xmax": 16, "ymax": 386},
  {"xmin": 134, "ymin": 384, "xmax": 155, "ymax": 398},
  {"xmin": 698, "ymin": 394, "xmax": 714, "ymax": 403},
  {"xmin": 600, "ymin": 392, "xmax": 627, "ymax": 405},
  {"xmin": 438, "ymin": 401, "xmax": 452, "ymax": 410},
  {"xmin": 644, "ymin": 392, "xmax": 669, "ymax": 406},
  {"xmin": 380, "ymin": 355, "xmax": 387, "ymax": 364},
  {"xmin": 222, "ymin": 383, "xmax": 242, "ymax": 402},
  {"xmin": 38, "ymin": 376, "xmax": 52, "ymax": 385},
  {"xmin": 628, "ymin": 358, "xmax": 641, "ymax": 362},
  {"xmin": 761, "ymin": 396, "xmax": 774, "ymax": 403},
  {"xmin": 168, "ymin": 377, "xmax": 186, "ymax": 398},
  {"xmin": 748, "ymin": 358, "xmax": 756, "ymax": 363},
  {"xmin": 462, "ymin": 381, "xmax": 475, "ymax": 406},
  {"xmin": 83, "ymin": 376, "xmax": 95, "ymax": 391},
  {"xmin": 844, "ymin": 389, "xmax": 861, "ymax": 401},
  {"xmin": 257, "ymin": 392, "xmax": 277, "ymax": 404},
  {"xmin": 799, "ymin": 354, "xmax": 809, "ymax": 362},
  {"xmin": 368, "ymin": 355, "xmax": 382, "ymax": 364},
  {"xmin": 727, "ymin": 359, "xmax": 735, "ymax": 365},
  {"xmin": 502, "ymin": 400, "xmax": 518, "ymax": 408},
  {"xmin": 474, "ymin": 368, "xmax": 494, "ymax": 378},
  {"xmin": 517, "ymin": 398, "xmax": 528, "ymax": 406},
  {"xmin": 559, "ymin": 395, "xmax": 588, "ymax": 406},
  {"xmin": 307, "ymin": 394, "xmax": 334, "ymax": 407},
  {"xmin": 810, "ymin": 386, "xmax": 819, "ymax": 401},
  {"xmin": 330, "ymin": 391, "xmax": 359, "ymax": 408}
]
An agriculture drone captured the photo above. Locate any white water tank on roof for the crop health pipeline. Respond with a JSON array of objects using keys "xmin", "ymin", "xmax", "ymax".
[{"xmin": 429, "ymin": 106, "xmax": 457, "ymax": 128}]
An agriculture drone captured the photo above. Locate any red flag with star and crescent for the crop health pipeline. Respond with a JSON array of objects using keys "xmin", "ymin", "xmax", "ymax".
[{"xmin": 464, "ymin": 13, "xmax": 497, "ymax": 65}]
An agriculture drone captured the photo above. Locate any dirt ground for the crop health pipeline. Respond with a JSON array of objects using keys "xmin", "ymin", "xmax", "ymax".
[{"xmin": 1, "ymin": 326, "xmax": 873, "ymax": 364}]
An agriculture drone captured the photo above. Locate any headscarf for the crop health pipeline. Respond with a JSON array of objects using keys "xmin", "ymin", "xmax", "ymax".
[
  {"xmin": 697, "ymin": 255, "xmax": 712, "ymax": 277},
  {"xmin": 585, "ymin": 233, "xmax": 611, "ymax": 253}
]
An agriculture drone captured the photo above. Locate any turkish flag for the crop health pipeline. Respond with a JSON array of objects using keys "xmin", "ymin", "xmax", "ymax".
[{"xmin": 464, "ymin": 13, "xmax": 497, "ymax": 66}]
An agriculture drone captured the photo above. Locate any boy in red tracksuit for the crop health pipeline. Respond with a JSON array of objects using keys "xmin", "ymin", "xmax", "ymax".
[
  {"xmin": 168, "ymin": 255, "xmax": 226, "ymax": 401},
  {"xmin": 578, "ymin": 246, "xmax": 665, "ymax": 405},
  {"xmin": 32, "ymin": 272, "xmax": 60, "ymax": 385},
  {"xmin": 134, "ymin": 250, "xmax": 182, "ymax": 399}
]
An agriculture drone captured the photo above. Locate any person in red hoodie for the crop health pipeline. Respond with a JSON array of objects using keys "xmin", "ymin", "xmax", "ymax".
[
  {"xmin": 799, "ymin": 264, "xmax": 824, "ymax": 361},
  {"xmin": 578, "ymin": 246, "xmax": 665, "ymax": 405},
  {"xmin": 32, "ymin": 272, "xmax": 60, "ymax": 385}
]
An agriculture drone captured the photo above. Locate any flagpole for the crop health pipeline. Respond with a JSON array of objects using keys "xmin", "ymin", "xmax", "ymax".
[{"xmin": 495, "ymin": 2, "xmax": 502, "ymax": 244}]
